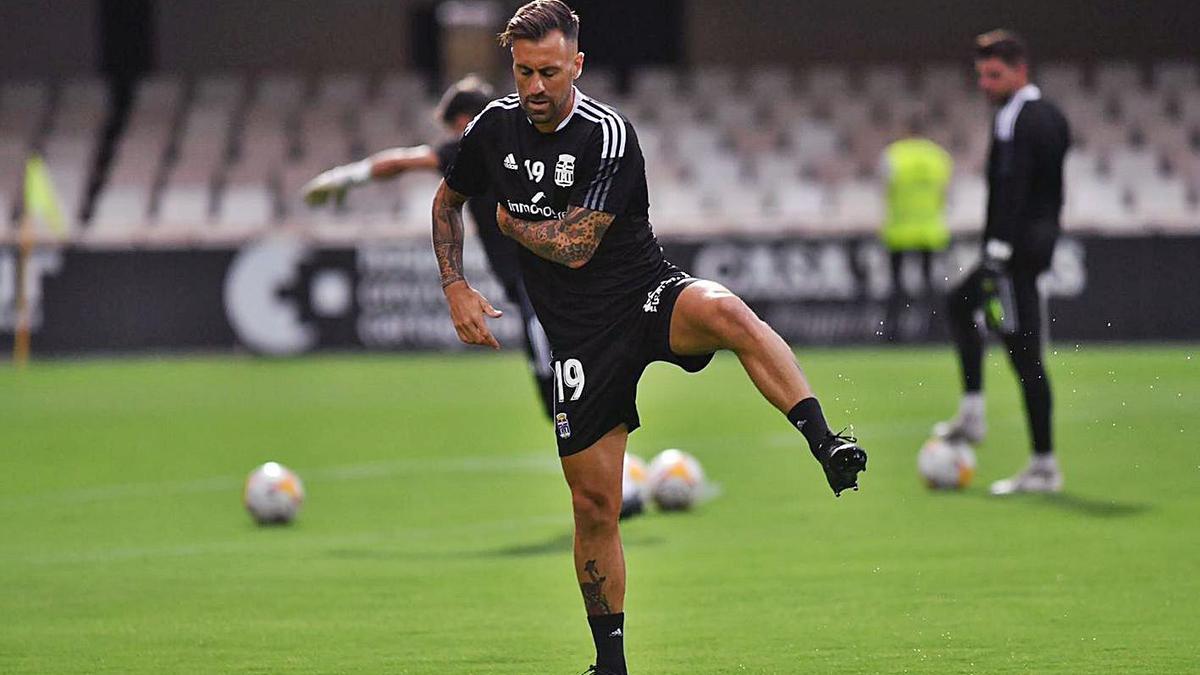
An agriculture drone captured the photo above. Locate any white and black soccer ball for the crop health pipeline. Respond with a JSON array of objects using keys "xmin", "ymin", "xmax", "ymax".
[
  {"xmin": 244, "ymin": 461, "xmax": 305, "ymax": 524},
  {"xmin": 918, "ymin": 437, "xmax": 977, "ymax": 490},
  {"xmin": 620, "ymin": 453, "xmax": 649, "ymax": 519},
  {"xmin": 647, "ymin": 448, "xmax": 706, "ymax": 511}
]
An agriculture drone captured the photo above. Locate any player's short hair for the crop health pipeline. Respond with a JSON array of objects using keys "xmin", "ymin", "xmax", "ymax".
[
  {"xmin": 974, "ymin": 29, "xmax": 1028, "ymax": 66},
  {"xmin": 435, "ymin": 74, "xmax": 494, "ymax": 125},
  {"xmin": 498, "ymin": 0, "xmax": 580, "ymax": 47}
]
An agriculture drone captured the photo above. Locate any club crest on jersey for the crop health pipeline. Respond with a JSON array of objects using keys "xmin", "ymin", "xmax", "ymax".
[
  {"xmin": 556, "ymin": 412, "xmax": 572, "ymax": 439},
  {"xmin": 503, "ymin": 153, "xmax": 518, "ymax": 171},
  {"xmin": 554, "ymin": 154, "xmax": 575, "ymax": 187}
]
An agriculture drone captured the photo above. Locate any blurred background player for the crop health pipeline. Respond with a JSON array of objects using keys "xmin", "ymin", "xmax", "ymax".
[
  {"xmin": 879, "ymin": 117, "xmax": 953, "ymax": 342},
  {"xmin": 937, "ymin": 30, "xmax": 1070, "ymax": 495},
  {"xmin": 303, "ymin": 76, "xmax": 555, "ymax": 419},
  {"xmin": 432, "ymin": 3, "xmax": 867, "ymax": 673}
]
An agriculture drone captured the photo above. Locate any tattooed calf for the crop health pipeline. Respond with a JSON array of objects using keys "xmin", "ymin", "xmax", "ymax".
[{"xmin": 580, "ymin": 559, "xmax": 612, "ymax": 615}]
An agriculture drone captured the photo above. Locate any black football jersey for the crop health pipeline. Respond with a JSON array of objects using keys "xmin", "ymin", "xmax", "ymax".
[
  {"xmin": 444, "ymin": 89, "xmax": 671, "ymax": 348},
  {"xmin": 985, "ymin": 84, "xmax": 1070, "ymax": 269}
]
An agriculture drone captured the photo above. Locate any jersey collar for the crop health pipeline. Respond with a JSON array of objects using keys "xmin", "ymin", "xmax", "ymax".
[
  {"xmin": 527, "ymin": 86, "xmax": 581, "ymax": 133},
  {"xmin": 995, "ymin": 83, "xmax": 1041, "ymax": 141}
]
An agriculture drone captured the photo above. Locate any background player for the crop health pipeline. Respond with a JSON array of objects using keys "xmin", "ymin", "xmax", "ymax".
[
  {"xmin": 937, "ymin": 30, "xmax": 1070, "ymax": 495},
  {"xmin": 879, "ymin": 117, "xmax": 953, "ymax": 342},
  {"xmin": 303, "ymin": 76, "xmax": 556, "ymax": 418},
  {"xmin": 431, "ymin": 3, "xmax": 867, "ymax": 673}
]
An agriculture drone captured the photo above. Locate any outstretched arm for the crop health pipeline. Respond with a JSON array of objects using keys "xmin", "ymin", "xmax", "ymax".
[
  {"xmin": 368, "ymin": 146, "xmax": 440, "ymax": 179},
  {"xmin": 433, "ymin": 180, "xmax": 502, "ymax": 348},
  {"xmin": 495, "ymin": 204, "xmax": 615, "ymax": 269},
  {"xmin": 303, "ymin": 145, "xmax": 439, "ymax": 206}
]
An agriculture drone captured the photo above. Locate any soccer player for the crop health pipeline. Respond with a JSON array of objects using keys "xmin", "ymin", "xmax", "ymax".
[
  {"xmin": 879, "ymin": 118, "xmax": 953, "ymax": 342},
  {"xmin": 431, "ymin": 2, "xmax": 867, "ymax": 673},
  {"xmin": 303, "ymin": 76, "xmax": 556, "ymax": 418},
  {"xmin": 937, "ymin": 30, "xmax": 1070, "ymax": 495}
]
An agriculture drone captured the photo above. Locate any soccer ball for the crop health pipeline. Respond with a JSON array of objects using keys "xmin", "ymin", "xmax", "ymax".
[
  {"xmin": 244, "ymin": 462, "xmax": 305, "ymax": 524},
  {"xmin": 647, "ymin": 448, "xmax": 705, "ymax": 511},
  {"xmin": 620, "ymin": 453, "xmax": 649, "ymax": 519},
  {"xmin": 917, "ymin": 437, "xmax": 977, "ymax": 490}
]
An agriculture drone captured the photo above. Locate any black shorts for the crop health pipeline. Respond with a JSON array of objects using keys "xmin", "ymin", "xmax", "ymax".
[{"xmin": 551, "ymin": 273, "xmax": 714, "ymax": 457}]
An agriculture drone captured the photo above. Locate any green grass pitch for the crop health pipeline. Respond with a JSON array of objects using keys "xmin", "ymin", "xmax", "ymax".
[{"xmin": 1, "ymin": 345, "xmax": 1196, "ymax": 673}]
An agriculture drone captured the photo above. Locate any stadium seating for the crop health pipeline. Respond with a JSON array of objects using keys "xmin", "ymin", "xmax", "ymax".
[{"xmin": 1, "ymin": 61, "xmax": 1197, "ymax": 242}]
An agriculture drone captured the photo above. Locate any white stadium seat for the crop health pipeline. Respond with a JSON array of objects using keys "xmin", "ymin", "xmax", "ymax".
[
  {"xmin": 832, "ymin": 179, "xmax": 885, "ymax": 232},
  {"xmin": 1107, "ymin": 147, "xmax": 1163, "ymax": 183},
  {"xmin": 946, "ymin": 176, "xmax": 987, "ymax": 234},
  {"xmin": 1039, "ymin": 63, "xmax": 1084, "ymax": 95},
  {"xmin": 1133, "ymin": 177, "xmax": 1197, "ymax": 231},
  {"xmin": 631, "ymin": 67, "xmax": 681, "ymax": 102},
  {"xmin": 1093, "ymin": 61, "xmax": 1143, "ymax": 95},
  {"xmin": 805, "ymin": 65, "xmax": 852, "ymax": 95},
  {"xmin": 771, "ymin": 181, "xmax": 826, "ymax": 222},
  {"xmin": 90, "ymin": 186, "xmax": 151, "ymax": 233},
  {"xmin": 217, "ymin": 184, "xmax": 275, "ymax": 231},
  {"xmin": 1154, "ymin": 61, "xmax": 1198, "ymax": 92},
  {"xmin": 156, "ymin": 185, "xmax": 211, "ymax": 230},
  {"xmin": 1064, "ymin": 177, "xmax": 1133, "ymax": 232}
]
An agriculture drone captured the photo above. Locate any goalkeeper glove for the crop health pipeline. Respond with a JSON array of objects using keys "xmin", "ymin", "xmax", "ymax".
[{"xmin": 981, "ymin": 239, "xmax": 1017, "ymax": 336}]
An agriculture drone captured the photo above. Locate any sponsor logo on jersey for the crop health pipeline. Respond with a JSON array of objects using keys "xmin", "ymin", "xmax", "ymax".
[
  {"xmin": 643, "ymin": 274, "xmax": 687, "ymax": 313},
  {"xmin": 503, "ymin": 153, "xmax": 518, "ymax": 170},
  {"xmin": 531, "ymin": 191, "xmax": 545, "ymax": 204},
  {"xmin": 554, "ymin": 153, "xmax": 575, "ymax": 187},
  {"xmin": 556, "ymin": 412, "xmax": 572, "ymax": 439},
  {"xmin": 506, "ymin": 200, "xmax": 566, "ymax": 220}
]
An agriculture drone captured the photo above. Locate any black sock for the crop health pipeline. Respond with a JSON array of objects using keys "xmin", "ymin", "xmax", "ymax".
[
  {"xmin": 787, "ymin": 397, "xmax": 832, "ymax": 461},
  {"xmin": 587, "ymin": 612, "xmax": 626, "ymax": 674}
]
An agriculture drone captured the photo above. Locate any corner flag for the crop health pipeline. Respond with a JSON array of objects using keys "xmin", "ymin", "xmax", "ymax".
[
  {"xmin": 23, "ymin": 155, "xmax": 66, "ymax": 235},
  {"xmin": 13, "ymin": 155, "xmax": 66, "ymax": 367}
]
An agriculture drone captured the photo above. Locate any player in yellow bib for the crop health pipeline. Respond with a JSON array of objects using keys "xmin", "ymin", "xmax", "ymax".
[{"xmin": 879, "ymin": 123, "xmax": 952, "ymax": 342}]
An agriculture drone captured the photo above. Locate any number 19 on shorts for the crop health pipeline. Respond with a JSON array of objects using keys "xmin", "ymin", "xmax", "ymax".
[{"xmin": 554, "ymin": 358, "xmax": 585, "ymax": 402}]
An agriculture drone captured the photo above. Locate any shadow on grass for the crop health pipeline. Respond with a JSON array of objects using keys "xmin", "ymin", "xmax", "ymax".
[
  {"xmin": 481, "ymin": 530, "xmax": 574, "ymax": 557},
  {"xmin": 479, "ymin": 529, "xmax": 667, "ymax": 558},
  {"xmin": 322, "ymin": 529, "xmax": 666, "ymax": 561},
  {"xmin": 959, "ymin": 489, "xmax": 1153, "ymax": 518}
]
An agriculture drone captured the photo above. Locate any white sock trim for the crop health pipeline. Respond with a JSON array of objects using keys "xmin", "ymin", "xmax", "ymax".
[
  {"xmin": 959, "ymin": 392, "xmax": 984, "ymax": 419},
  {"xmin": 1030, "ymin": 454, "xmax": 1057, "ymax": 471}
]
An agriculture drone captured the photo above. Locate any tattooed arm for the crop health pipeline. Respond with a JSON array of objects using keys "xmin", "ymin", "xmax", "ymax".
[
  {"xmin": 432, "ymin": 180, "xmax": 502, "ymax": 349},
  {"xmin": 495, "ymin": 204, "xmax": 615, "ymax": 269},
  {"xmin": 432, "ymin": 180, "xmax": 469, "ymax": 289}
]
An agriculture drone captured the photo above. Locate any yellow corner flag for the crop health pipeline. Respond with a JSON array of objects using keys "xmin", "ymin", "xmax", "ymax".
[
  {"xmin": 13, "ymin": 155, "xmax": 66, "ymax": 368},
  {"xmin": 23, "ymin": 155, "xmax": 66, "ymax": 235}
]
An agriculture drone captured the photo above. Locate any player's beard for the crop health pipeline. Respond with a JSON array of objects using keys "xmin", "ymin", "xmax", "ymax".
[
  {"xmin": 522, "ymin": 91, "xmax": 565, "ymax": 125},
  {"xmin": 986, "ymin": 83, "xmax": 1020, "ymax": 105}
]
